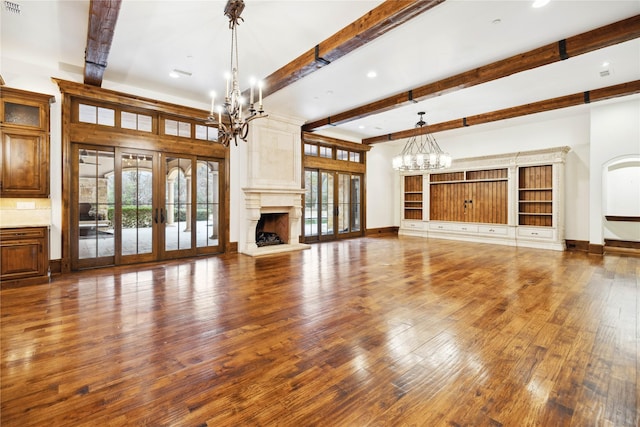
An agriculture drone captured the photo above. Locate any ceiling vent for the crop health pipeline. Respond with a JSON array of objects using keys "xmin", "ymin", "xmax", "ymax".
[{"xmin": 4, "ymin": 1, "xmax": 20, "ymax": 14}]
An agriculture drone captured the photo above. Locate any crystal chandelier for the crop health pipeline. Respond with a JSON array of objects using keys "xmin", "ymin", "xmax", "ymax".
[
  {"xmin": 392, "ymin": 112, "xmax": 452, "ymax": 170},
  {"xmin": 207, "ymin": 0, "xmax": 267, "ymax": 147}
]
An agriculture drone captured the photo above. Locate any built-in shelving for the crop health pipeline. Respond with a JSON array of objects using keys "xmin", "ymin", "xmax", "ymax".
[
  {"xmin": 518, "ymin": 165, "xmax": 553, "ymax": 227},
  {"xmin": 403, "ymin": 175, "xmax": 423, "ymax": 220}
]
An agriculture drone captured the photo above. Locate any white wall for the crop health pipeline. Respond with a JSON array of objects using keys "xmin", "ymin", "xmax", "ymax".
[
  {"xmin": 590, "ymin": 98, "xmax": 640, "ymax": 244},
  {"xmin": 366, "ymin": 143, "xmax": 401, "ymax": 229},
  {"xmin": 368, "ymin": 99, "xmax": 640, "ymax": 244}
]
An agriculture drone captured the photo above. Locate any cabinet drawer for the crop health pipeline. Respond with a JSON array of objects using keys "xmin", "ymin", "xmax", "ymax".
[
  {"xmin": 402, "ymin": 220, "xmax": 426, "ymax": 230},
  {"xmin": 517, "ymin": 227, "xmax": 554, "ymax": 239},
  {"xmin": 0, "ymin": 227, "xmax": 46, "ymax": 239},
  {"xmin": 477, "ymin": 225, "xmax": 508, "ymax": 236},
  {"xmin": 429, "ymin": 222, "xmax": 478, "ymax": 233}
]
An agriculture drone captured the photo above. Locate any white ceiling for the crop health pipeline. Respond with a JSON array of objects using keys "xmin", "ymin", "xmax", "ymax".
[{"xmin": 1, "ymin": 0, "xmax": 639, "ymax": 143}]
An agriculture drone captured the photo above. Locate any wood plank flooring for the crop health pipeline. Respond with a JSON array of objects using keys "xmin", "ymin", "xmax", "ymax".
[{"xmin": 1, "ymin": 236, "xmax": 638, "ymax": 426}]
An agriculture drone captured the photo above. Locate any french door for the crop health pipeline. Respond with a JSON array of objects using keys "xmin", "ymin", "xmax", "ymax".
[
  {"xmin": 304, "ymin": 169, "xmax": 363, "ymax": 242},
  {"xmin": 72, "ymin": 144, "xmax": 223, "ymax": 269}
]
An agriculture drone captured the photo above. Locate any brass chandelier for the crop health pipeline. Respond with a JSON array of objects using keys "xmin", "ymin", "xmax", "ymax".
[
  {"xmin": 392, "ymin": 112, "xmax": 452, "ymax": 171},
  {"xmin": 207, "ymin": 0, "xmax": 267, "ymax": 147}
]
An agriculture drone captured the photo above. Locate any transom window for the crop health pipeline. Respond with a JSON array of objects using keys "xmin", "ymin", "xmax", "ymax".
[{"xmin": 304, "ymin": 142, "xmax": 364, "ymax": 163}]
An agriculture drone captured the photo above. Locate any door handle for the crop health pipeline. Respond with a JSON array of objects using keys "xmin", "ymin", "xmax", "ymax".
[
  {"xmin": 154, "ymin": 208, "xmax": 159, "ymax": 224},
  {"xmin": 160, "ymin": 208, "xmax": 165, "ymax": 224}
]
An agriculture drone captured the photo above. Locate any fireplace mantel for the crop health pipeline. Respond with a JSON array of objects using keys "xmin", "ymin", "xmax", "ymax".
[{"xmin": 243, "ymin": 187, "xmax": 304, "ymax": 195}]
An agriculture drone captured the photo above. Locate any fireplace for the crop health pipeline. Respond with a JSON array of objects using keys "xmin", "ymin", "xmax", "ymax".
[
  {"xmin": 238, "ymin": 114, "xmax": 310, "ymax": 256},
  {"xmin": 240, "ymin": 188, "xmax": 309, "ymax": 256},
  {"xmin": 256, "ymin": 213, "xmax": 288, "ymax": 247}
]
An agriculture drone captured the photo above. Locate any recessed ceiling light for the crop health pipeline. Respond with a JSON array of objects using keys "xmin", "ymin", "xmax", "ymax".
[
  {"xmin": 367, "ymin": 71, "xmax": 377, "ymax": 79},
  {"xmin": 602, "ymin": 61, "xmax": 610, "ymax": 67},
  {"xmin": 532, "ymin": 0, "xmax": 550, "ymax": 8},
  {"xmin": 169, "ymin": 71, "xmax": 180, "ymax": 79},
  {"xmin": 358, "ymin": 125, "xmax": 365, "ymax": 129}
]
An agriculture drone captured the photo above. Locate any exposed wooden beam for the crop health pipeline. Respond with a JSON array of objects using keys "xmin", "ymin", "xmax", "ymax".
[
  {"xmin": 84, "ymin": 0, "xmax": 122, "ymax": 87},
  {"xmin": 363, "ymin": 80, "xmax": 640, "ymax": 144},
  {"xmin": 306, "ymin": 15, "xmax": 640, "ymax": 132},
  {"xmin": 259, "ymin": 0, "xmax": 445, "ymax": 99}
]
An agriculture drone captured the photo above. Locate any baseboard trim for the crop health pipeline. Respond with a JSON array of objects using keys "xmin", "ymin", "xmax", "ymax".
[
  {"xmin": 49, "ymin": 259, "xmax": 62, "ymax": 275},
  {"xmin": 604, "ymin": 239, "xmax": 640, "ymax": 256},
  {"xmin": 589, "ymin": 243, "xmax": 604, "ymax": 255},
  {"xmin": 365, "ymin": 226, "xmax": 399, "ymax": 237},
  {"xmin": 565, "ymin": 239, "xmax": 589, "ymax": 252}
]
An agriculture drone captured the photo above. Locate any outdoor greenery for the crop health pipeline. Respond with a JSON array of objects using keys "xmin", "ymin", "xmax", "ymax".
[{"xmin": 100, "ymin": 161, "xmax": 219, "ymax": 228}]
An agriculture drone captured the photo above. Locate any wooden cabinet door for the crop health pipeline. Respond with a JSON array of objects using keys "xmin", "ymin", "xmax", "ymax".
[
  {"xmin": 0, "ymin": 228, "xmax": 48, "ymax": 281},
  {"xmin": 468, "ymin": 181, "xmax": 508, "ymax": 224},
  {"xmin": 430, "ymin": 182, "xmax": 467, "ymax": 222},
  {"xmin": 430, "ymin": 181, "xmax": 507, "ymax": 224},
  {"xmin": 1, "ymin": 129, "xmax": 49, "ymax": 197}
]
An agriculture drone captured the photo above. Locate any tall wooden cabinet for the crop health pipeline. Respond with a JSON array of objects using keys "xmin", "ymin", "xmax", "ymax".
[
  {"xmin": 399, "ymin": 147, "xmax": 569, "ymax": 251},
  {"xmin": 0, "ymin": 87, "xmax": 53, "ymax": 197}
]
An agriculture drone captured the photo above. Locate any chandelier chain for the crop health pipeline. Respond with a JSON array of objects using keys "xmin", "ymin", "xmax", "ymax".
[{"xmin": 207, "ymin": 0, "xmax": 267, "ymax": 147}]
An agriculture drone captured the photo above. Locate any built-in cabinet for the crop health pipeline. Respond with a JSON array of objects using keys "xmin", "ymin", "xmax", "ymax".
[
  {"xmin": 399, "ymin": 147, "xmax": 569, "ymax": 251},
  {"xmin": 0, "ymin": 227, "xmax": 50, "ymax": 287},
  {"xmin": 0, "ymin": 87, "xmax": 53, "ymax": 197}
]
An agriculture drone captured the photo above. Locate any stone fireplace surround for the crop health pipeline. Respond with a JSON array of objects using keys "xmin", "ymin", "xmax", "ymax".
[
  {"xmin": 238, "ymin": 114, "xmax": 310, "ymax": 256},
  {"xmin": 241, "ymin": 188, "xmax": 309, "ymax": 256}
]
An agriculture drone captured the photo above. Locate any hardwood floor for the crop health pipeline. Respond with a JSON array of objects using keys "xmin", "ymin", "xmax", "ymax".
[{"xmin": 1, "ymin": 236, "xmax": 638, "ymax": 426}]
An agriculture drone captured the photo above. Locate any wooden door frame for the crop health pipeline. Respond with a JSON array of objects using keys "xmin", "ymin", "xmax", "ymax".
[
  {"xmin": 57, "ymin": 79, "xmax": 230, "ymax": 273},
  {"xmin": 303, "ymin": 168, "xmax": 365, "ymax": 243}
]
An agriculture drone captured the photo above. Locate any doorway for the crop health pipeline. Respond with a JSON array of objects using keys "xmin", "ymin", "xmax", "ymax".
[
  {"xmin": 304, "ymin": 169, "xmax": 362, "ymax": 242},
  {"xmin": 72, "ymin": 144, "xmax": 223, "ymax": 269}
]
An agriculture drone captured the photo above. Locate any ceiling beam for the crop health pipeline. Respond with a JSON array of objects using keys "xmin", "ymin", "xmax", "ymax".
[
  {"xmin": 259, "ymin": 0, "xmax": 445, "ymax": 99},
  {"xmin": 305, "ymin": 15, "xmax": 640, "ymax": 132},
  {"xmin": 84, "ymin": 0, "xmax": 122, "ymax": 87},
  {"xmin": 362, "ymin": 80, "xmax": 640, "ymax": 144}
]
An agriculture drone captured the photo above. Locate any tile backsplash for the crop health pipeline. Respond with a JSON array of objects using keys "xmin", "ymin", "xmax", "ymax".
[{"xmin": 0, "ymin": 198, "xmax": 52, "ymax": 227}]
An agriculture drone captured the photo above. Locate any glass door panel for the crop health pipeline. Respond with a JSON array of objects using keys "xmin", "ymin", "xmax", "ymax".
[
  {"xmin": 164, "ymin": 156, "xmax": 192, "ymax": 253},
  {"xmin": 76, "ymin": 148, "xmax": 115, "ymax": 268},
  {"xmin": 196, "ymin": 159, "xmax": 221, "ymax": 253},
  {"xmin": 120, "ymin": 151, "xmax": 155, "ymax": 259},
  {"xmin": 338, "ymin": 173, "xmax": 350, "ymax": 234},
  {"xmin": 321, "ymin": 171, "xmax": 334, "ymax": 238},
  {"xmin": 351, "ymin": 175, "xmax": 361, "ymax": 233},
  {"xmin": 337, "ymin": 173, "xmax": 362, "ymax": 236},
  {"xmin": 304, "ymin": 170, "xmax": 319, "ymax": 238}
]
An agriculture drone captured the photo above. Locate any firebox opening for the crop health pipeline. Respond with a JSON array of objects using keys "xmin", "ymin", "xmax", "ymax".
[{"xmin": 256, "ymin": 213, "xmax": 289, "ymax": 247}]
